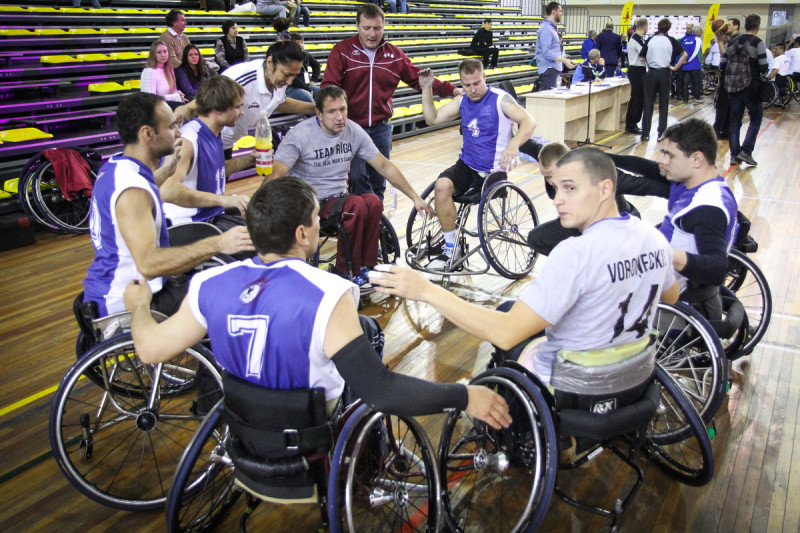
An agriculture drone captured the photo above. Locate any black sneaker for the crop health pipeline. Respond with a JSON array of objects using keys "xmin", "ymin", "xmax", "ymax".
[{"xmin": 736, "ymin": 152, "xmax": 758, "ymax": 167}]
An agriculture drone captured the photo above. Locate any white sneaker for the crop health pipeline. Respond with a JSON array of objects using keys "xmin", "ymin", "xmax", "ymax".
[{"xmin": 428, "ymin": 242, "xmax": 462, "ymax": 272}]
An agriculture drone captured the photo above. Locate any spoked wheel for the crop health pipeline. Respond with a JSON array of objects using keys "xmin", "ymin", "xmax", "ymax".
[
  {"xmin": 644, "ymin": 365, "xmax": 715, "ymax": 487},
  {"xmin": 329, "ymin": 404, "xmax": 440, "ymax": 532},
  {"xmin": 725, "ymin": 249, "xmax": 771, "ymax": 355},
  {"xmin": 438, "ymin": 367, "xmax": 557, "ymax": 533},
  {"xmin": 166, "ymin": 402, "xmax": 241, "ymax": 533},
  {"xmin": 762, "ymin": 81, "xmax": 778, "ymax": 109},
  {"xmin": 23, "ymin": 159, "xmax": 94, "ymax": 233},
  {"xmin": 703, "ymin": 69, "xmax": 720, "ymax": 95},
  {"xmin": 477, "ymin": 181, "xmax": 539, "ymax": 279},
  {"xmin": 378, "ymin": 213, "xmax": 400, "ymax": 265},
  {"xmin": 49, "ymin": 334, "xmax": 222, "ymax": 510},
  {"xmin": 654, "ymin": 302, "xmax": 728, "ymax": 425}
]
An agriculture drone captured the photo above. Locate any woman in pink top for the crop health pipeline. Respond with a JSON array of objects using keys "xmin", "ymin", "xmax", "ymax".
[{"xmin": 140, "ymin": 41, "xmax": 185, "ymax": 105}]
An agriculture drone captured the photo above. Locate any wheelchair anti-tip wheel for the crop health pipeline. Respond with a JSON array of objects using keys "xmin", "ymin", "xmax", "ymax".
[{"xmin": 49, "ymin": 334, "xmax": 222, "ymax": 511}]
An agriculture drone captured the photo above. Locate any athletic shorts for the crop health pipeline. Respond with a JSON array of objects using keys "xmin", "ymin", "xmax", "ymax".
[{"xmin": 438, "ymin": 159, "xmax": 488, "ymax": 196}]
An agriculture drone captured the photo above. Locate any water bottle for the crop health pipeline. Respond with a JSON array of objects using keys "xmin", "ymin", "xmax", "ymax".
[
  {"xmin": 254, "ymin": 110, "xmax": 273, "ymax": 177},
  {"xmin": 390, "ymin": 186, "xmax": 398, "ymax": 210}
]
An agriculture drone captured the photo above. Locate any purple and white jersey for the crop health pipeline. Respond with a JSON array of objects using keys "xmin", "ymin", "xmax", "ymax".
[
  {"xmin": 458, "ymin": 87, "xmax": 513, "ymax": 173},
  {"xmin": 186, "ymin": 257, "xmax": 359, "ymax": 401},
  {"xmin": 519, "ymin": 215, "xmax": 674, "ymax": 383},
  {"xmin": 659, "ymin": 178, "xmax": 738, "ymax": 288},
  {"xmin": 163, "ymin": 119, "xmax": 226, "ymax": 224},
  {"xmin": 83, "ymin": 156, "xmax": 170, "ymax": 316}
]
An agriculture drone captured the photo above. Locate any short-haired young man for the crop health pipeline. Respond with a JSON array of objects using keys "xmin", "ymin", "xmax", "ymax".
[
  {"xmin": 124, "ymin": 177, "xmax": 511, "ymax": 429},
  {"xmin": 158, "ymin": 10, "xmax": 190, "ymax": 69},
  {"xmin": 83, "ymin": 93, "xmax": 254, "ymax": 317},
  {"xmin": 640, "ymin": 18, "xmax": 687, "ymax": 141},
  {"xmin": 624, "ymin": 18, "xmax": 649, "ymax": 134},
  {"xmin": 270, "ymin": 86, "xmax": 431, "ymax": 286},
  {"xmin": 418, "ymin": 59, "xmax": 537, "ymax": 271},
  {"xmin": 721, "ymin": 14, "xmax": 768, "ymax": 167},
  {"xmin": 160, "ymin": 76, "xmax": 256, "ymax": 228},
  {"xmin": 370, "ymin": 148, "xmax": 679, "ymax": 385},
  {"xmin": 536, "ymin": 2, "xmax": 576, "ymax": 90},
  {"xmin": 713, "ymin": 18, "xmax": 741, "ymax": 140},
  {"xmin": 322, "ymin": 4, "xmax": 461, "ymax": 200},
  {"xmin": 470, "ymin": 18, "xmax": 500, "ymax": 69}
]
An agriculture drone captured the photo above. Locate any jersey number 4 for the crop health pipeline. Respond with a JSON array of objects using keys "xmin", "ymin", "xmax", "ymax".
[
  {"xmin": 228, "ymin": 315, "xmax": 269, "ymax": 378},
  {"xmin": 610, "ymin": 284, "xmax": 659, "ymax": 342},
  {"xmin": 466, "ymin": 118, "xmax": 480, "ymax": 137}
]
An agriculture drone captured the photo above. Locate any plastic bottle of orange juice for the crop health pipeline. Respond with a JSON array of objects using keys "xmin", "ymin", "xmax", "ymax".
[{"xmin": 255, "ymin": 110, "xmax": 273, "ymax": 177}]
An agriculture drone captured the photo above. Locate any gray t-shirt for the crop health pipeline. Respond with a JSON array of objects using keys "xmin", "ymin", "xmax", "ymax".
[
  {"xmin": 518, "ymin": 214, "xmax": 674, "ymax": 383},
  {"xmin": 275, "ymin": 117, "xmax": 380, "ymax": 199}
]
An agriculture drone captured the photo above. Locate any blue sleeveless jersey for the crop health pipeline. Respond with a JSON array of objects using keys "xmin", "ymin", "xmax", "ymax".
[
  {"xmin": 186, "ymin": 257, "xmax": 359, "ymax": 400},
  {"xmin": 163, "ymin": 119, "xmax": 225, "ymax": 224},
  {"xmin": 458, "ymin": 86, "xmax": 513, "ymax": 173},
  {"xmin": 84, "ymin": 156, "xmax": 170, "ymax": 316}
]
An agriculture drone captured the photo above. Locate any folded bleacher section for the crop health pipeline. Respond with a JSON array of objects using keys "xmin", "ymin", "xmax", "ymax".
[{"xmin": 0, "ymin": 0, "xmax": 583, "ymax": 219}]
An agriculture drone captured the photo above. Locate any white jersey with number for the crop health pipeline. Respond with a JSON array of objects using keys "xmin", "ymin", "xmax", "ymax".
[{"xmin": 518, "ymin": 214, "xmax": 674, "ymax": 383}]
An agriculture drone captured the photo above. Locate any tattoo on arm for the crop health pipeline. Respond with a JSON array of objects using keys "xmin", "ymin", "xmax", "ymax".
[{"xmin": 501, "ymin": 93, "xmax": 519, "ymax": 107}]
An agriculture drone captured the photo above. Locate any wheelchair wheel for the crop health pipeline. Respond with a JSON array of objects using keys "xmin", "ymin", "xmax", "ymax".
[
  {"xmin": 725, "ymin": 249, "xmax": 772, "ymax": 355},
  {"xmin": 405, "ymin": 182, "xmax": 443, "ymax": 261},
  {"xmin": 703, "ymin": 69, "xmax": 720, "ymax": 95},
  {"xmin": 377, "ymin": 213, "xmax": 400, "ymax": 265},
  {"xmin": 22, "ymin": 159, "xmax": 94, "ymax": 233},
  {"xmin": 329, "ymin": 403, "xmax": 440, "ymax": 532},
  {"xmin": 762, "ymin": 81, "xmax": 778, "ymax": 109},
  {"xmin": 166, "ymin": 401, "xmax": 241, "ymax": 533},
  {"xmin": 654, "ymin": 302, "xmax": 728, "ymax": 425},
  {"xmin": 643, "ymin": 365, "xmax": 715, "ymax": 487},
  {"xmin": 478, "ymin": 180, "xmax": 539, "ymax": 279},
  {"xmin": 438, "ymin": 367, "xmax": 557, "ymax": 533},
  {"xmin": 49, "ymin": 334, "xmax": 222, "ymax": 511}
]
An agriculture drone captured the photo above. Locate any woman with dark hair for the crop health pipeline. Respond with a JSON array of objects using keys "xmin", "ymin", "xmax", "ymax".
[
  {"xmin": 175, "ymin": 44, "xmax": 217, "ymax": 101},
  {"xmin": 272, "ymin": 17, "xmax": 292, "ymax": 42},
  {"xmin": 140, "ymin": 40, "xmax": 185, "ymax": 105},
  {"xmin": 215, "ymin": 20, "xmax": 249, "ymax": 70}
]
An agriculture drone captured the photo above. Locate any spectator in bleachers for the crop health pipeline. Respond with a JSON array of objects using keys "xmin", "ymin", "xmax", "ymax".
[
  {"xmin": 595, "ymin": 22, "xmax": 622, "ymax": 78},
  {"xmin": 470, "ymin": 19, "xmax": 499, "ymax": 70},
  {"xmin": 292, "ymin": 0, "xmax": 311, "ymax": 26},
  {"xmin": 215, "ymin": 20, "xmax": 250, "ymax": 70},
  {"xmin": 384, "ymin": 0, "xmax": 409, "ymax": 14},
  {"xmin": 220, "ymin": 40, "xmax": 316, "ymax": 156},
  {"xmin": 73, "ymin": 0, "xmax": 101, "ymax": 8},
  {"xmin": 141, "ymin": 41, "xmax": 185, "ymax": 106},
  {"xmin": 256, "ymin": 0, "xmax": 288, "ymax": 19},
  {"xmin": 176, "ymin": 45, "xmax": 218, "ymax": 102},
  {"xmin": 158, "ymin": 10, "xmax": 190, "ymax": 70},
  {"xmin": 272, "ymin": 17, "xmax": 292, "ymax": 41},
  {"xmin": 581, "ymin": 30, "xmax": 597, "ymax": 60},
  {"xmin": 536, "ymin": 2, "xmax": 575, "ymax": 90},
  {"xmin": 322, "ymin": 4, "xmax": 461, "ymax": 201},
  {"xmin": 285, "ymin": 33, "xmax": 321, "ymax": 104}
]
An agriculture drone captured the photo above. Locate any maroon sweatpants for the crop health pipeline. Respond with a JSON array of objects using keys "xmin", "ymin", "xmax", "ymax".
[{"xmin": 320, "ymin": 194, "xmax": 383, "ymax": 275}]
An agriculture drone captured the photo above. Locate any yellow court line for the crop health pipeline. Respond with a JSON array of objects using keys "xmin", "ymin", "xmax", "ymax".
[{"xmin": 0, "ymin": 384, "xmax": 60, "ymax": 418}]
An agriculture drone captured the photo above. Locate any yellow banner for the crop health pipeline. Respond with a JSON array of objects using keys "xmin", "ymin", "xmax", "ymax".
[
  {"xmin": 703, "ymin": 4, "xmax": 720, "ymax": 52},
  {"xmin": 620, "ymin": 2, "xmax": 634, "ymax": 35}
]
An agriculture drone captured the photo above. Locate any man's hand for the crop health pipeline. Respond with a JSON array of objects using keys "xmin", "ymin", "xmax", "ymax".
[
  {"xmin": 672, "ymin": 247, "xmax": 688, "ymax": 272},
  {"xmin": 563, "ymin": 57, "xmax": 576, "ymax": 69},
  {"xmin": 123, "ymin": 279, "xmax": 153, "ymax": 313},
  {"xmin": 217, "ymin": 226, "xmax": 255, "ymax": 255},
  {"xmin": 465, "ymin": 385, "xmax": 512, "ymax": 429},
  {"xmin": 499, "ymin": 146, "xmax": 521, "ymax": 172},
  {"xmin": 367, "ymin": 264, "xmax": 435, "ymax": 303},
  {"xmin": 452, "ymin": 87, "xmax": 464, "ymax": 97},
  {"xmin": 154, "ymin": 139, "xmax": 183, "ymax": 185},
  {"xmin": 412, "ymin": 196, "xmax": 435, "ymax": 216},
  {"xmin": 418, "ymin": 68, "xmax": 436, "ymax": 90},
  {"xmin": 598, "ymin": 57, "xmax": 606, "ymax": 66},
  {"xmin": 222, "ymin": 194, "xmax": 249, "ymax": 216}
]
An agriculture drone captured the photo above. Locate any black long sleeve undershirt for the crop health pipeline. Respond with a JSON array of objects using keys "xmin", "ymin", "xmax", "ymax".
[
  {"xmin": 332, "ymin": 335, "xmax": 469, "ymax": 417},
  {"xmin": 676, "ymin": 206, "xmax": 730, "ymax": 286}
]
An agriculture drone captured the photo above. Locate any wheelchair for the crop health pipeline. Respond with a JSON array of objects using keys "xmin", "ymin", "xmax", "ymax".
[
  {"xmin": 165, "ymin": 372, "xmax": 440, "ymax": 532},
  {"xmin": 406, "ymin": 172, "xmax": 539, "ymax": 280},
  {"xmin": 702, "ymin": 66, "xmax": 721, "ymax": 95},
  {"xmin": 52, "ymin": 222, "xmax": 237, "ymax": 510},
  {"xmin": 311, "ymin": 201, "xmax": 400, "ymax": 297},
  {"xmin": 438, "ymin": 343, "xmax": 714, "ymax": 532},
  {"xmin": 18, "ymin": 148, "xmax": 101, "ymax": 234}
]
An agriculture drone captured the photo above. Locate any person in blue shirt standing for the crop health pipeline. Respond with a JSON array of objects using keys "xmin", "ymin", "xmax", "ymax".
[
  {"xmin": 595, "ymin": 22, "xmax": 623, "ymax": 78},
  {"xmin": 581, "ymin": 30, "xmax": 597, "ymax": 60},
  {"xmin": 536, "ymin": 2, "xmax": 575, "ymax": 90},
  {"xmin": 680, "ymin": 26, "xmax": 705, "ymax": 103}
]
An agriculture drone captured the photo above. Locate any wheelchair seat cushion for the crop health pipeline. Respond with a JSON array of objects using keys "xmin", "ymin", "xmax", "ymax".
[
  {"xmin": 556, "ymin": 379, "xmax": 660, "ymax": 443},
  {"xmin": 550, "ymin": 336, "xmax": 656, "ymax": 395}
]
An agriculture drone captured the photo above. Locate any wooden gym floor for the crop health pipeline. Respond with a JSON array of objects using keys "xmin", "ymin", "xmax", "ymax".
[{"xmin": 0, "ymin": 99, "xmax": 798, "ymax": 532}]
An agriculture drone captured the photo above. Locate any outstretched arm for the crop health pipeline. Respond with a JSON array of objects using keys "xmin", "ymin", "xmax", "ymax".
[
  {"xmin": 419, "ymin": 68, "xmax": 461, "ymax": 125},
  {"xmin": 367, "ymin": 154, "xmax": 433, "ymax": 214}
]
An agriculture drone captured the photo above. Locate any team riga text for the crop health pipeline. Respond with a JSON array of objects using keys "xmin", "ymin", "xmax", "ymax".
[
  {"xmin": 312, "ymin": 142, "xmax": 353, "ymax": 160},
  {"xmin": 607, "ymin": 249, "xmax": 668, "ymax": 283}
]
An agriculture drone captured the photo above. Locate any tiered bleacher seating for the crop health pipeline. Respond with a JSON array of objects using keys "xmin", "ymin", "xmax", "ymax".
[{"xmin": 0, "ymin": 0, "xmax": 584, "ymax": 216}]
